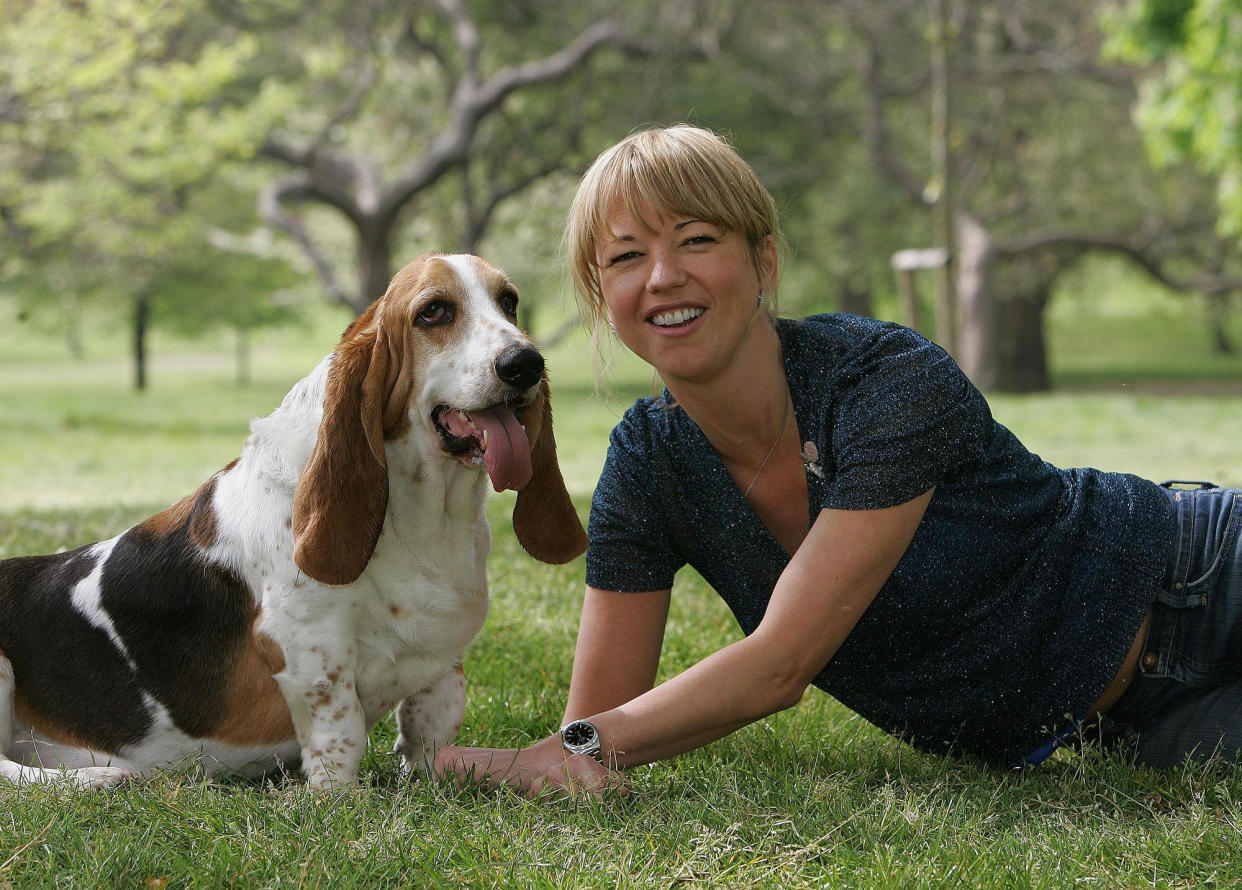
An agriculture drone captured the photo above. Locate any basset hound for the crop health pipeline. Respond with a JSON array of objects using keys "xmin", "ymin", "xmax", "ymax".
[{"xmin": 0, "ymin": 253, "xmax": 586, "ymax": 789}]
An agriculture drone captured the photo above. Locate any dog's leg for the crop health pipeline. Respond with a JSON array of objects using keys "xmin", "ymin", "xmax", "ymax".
[
  {"xmin": 0, "ymin": 654, "xmax": 131, "ymax": 789},
  {"xmin": 395, "ymin": 663, "xmax": 466, "ymax": 776},
  {"xmin": 274, "ymin": 648, "xmax": 367, "ymax": 789}
]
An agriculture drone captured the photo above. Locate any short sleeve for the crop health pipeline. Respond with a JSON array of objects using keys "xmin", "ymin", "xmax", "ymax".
[
  {"xmin": 585, "ymin": 405, "xmax": 685, "ymax": 592},
  {"xmin": 821, "ymin": 324, "xmax": 990, "ymax": 510}
]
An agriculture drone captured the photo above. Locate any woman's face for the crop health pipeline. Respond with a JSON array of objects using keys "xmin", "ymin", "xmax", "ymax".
[{"xmin": 595, "ymin": 200, "xmax": 776, "ymax": 387}]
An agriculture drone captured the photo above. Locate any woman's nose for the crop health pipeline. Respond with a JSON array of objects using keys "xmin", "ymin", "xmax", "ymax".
[{"xmin": 646, "ymin": 246, "xmax": 686, "ymax": 292}]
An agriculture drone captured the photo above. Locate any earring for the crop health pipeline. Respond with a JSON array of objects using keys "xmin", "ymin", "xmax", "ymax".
[
  {"xmin": 757, "ymin": 291, "xmax": 769, "ymax": 308},
  {"xmin": 607, "ymin": 320, "xmax": 618, "ymax": 336}
]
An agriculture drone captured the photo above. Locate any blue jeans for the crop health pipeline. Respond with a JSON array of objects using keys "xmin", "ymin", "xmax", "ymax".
[{"xmin": 1099, "ymin": 483, "xmax": 1242, "ymax": 767}]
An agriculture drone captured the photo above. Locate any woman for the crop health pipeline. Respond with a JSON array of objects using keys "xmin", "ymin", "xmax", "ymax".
[{"xmin": 434, "ymin": 125, "xmax": 1242, "ymax": 796}]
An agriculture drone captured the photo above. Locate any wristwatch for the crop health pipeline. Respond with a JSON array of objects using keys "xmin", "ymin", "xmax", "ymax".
[{"xmin": 560, "ymin": 719, "xmax": 604, "ymax": 762}]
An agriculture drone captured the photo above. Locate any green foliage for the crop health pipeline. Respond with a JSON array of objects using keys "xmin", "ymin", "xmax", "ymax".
[
  {"xmin": 1105, "ymin": 0, "xmax": 1242, "ymax": 234},
  {"xmin": 0, "ymin": 0, "xmax": 302, "ymax": 342}
]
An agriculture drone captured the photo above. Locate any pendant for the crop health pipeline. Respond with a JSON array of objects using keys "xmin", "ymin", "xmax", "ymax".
[{"xmin": 801, "ymin": 441, "xmax": 825, "ymax": 480}]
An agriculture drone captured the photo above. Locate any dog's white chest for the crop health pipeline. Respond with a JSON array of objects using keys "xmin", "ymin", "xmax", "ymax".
[{"xmin": 349, "ymin": 521, "xmax": 491, "ymax": 724}]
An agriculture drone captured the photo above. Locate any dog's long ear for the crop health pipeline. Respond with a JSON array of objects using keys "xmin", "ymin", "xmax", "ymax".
[
  {"xmin": 513, "ymin": 378, "xmax": 587, "ymax": 564},
  {"xmin": 293, "ymin": 307, "xmax": 397, "ymax": 585}
]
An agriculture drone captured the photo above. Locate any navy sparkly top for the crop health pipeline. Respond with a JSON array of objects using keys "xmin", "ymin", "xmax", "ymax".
[{"xmin": 586, "ymin": 314, "xmax": 1177, "ymax": 764}]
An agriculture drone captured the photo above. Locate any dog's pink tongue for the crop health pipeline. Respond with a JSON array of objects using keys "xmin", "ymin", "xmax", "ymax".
[{"xmin": 472, "ymin": 406, "xmax": 532, "ymax": 492}]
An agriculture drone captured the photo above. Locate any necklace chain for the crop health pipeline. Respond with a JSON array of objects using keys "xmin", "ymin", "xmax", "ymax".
[{"xmin": 742, "ymin": 398, "xmax": 791, "ymax": 499}]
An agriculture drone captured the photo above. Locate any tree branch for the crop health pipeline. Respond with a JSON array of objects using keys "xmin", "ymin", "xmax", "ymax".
[
  {"xmin": 307, "ymin": 60, "xmax": 378, "ymax": 158},
  {"xmin": 258, "ymin": 138, "xmax": 370, "ymax": 224},
  {"xmin": 856, "ymin": 39, "xmax": 928, "ymax": 206},
  {"xmin": 994, "ymin": 230, "xmax": 1242, "ymax": 296},
  {"xmin": 472, "ymin": 21, "xmax": 655, "ymax": 112},
  {"xmin": 258, "ymin": 178, "xmax": 357, "ymax": 311},
  {"xmin": 381, "ymin": 19, "xmax": 655, "ymax": 221}
]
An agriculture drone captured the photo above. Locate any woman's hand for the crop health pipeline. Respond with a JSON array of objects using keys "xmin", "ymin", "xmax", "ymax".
[{"xmin": 433, "ymin": 735, "xmax": 628, "ymax": 799}]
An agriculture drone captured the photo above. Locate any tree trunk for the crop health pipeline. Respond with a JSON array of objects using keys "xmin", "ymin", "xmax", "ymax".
[
  {"xmin": 1208, "ymin": 292, "xmax": 1235, "ymax": 354},
  {"xmin": 955, "ymin": 213, "xmax": 998, "ymax": 389},
  {"xmin": 896, "ymin": 269, "xmax": 920, "ymax": 332},
  {"xmin": 133, "ymin": 294, "xmax": 150, "ymax": 392},
  {"xmin": 954, "ymin": 213, "xmax": 1052, "ymax": 393},
  {"xmin": 357, "ymin": 223, "xmax": 393, "ymax": 312},
  {"xmin": 993, "ymin": 291, "xmax": 1050, "ymax": 393}
]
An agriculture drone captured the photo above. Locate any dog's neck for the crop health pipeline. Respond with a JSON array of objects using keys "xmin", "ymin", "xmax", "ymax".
[
  {"xmin": 244, "ymin": 355, "xmax": 333, "ymax": 489},
  {"xmin": 244, "ymin": 353, "xmax": 489, "ymax": 525}
]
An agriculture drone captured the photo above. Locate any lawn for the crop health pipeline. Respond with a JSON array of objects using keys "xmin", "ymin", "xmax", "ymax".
[{"xmin": 1, "ymin": 292, "xmax": 1241, "ymax": 889}]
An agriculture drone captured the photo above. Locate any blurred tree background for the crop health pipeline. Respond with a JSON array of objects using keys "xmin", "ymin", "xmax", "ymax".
[{"xmin": 1, "ymin": 0, "xmax": 1239, "ymax": 392}]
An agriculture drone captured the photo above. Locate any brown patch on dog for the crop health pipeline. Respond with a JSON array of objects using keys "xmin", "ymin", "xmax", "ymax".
[
  {"xmin": 392, "ymin": 259, "xmax": 472, "ymax": 358},
  {"xmin": 13, "ymin": 692, "xmax": 106, "ymax": 752},
  {"xmin": 139, "ymin": 488, "xmax": 200, "ymax": 539},
  {"xmin": 138, "ymin": 461, "xmax": 237, "ymax": 549},
  {"xmin": 188, "ymin": 498, "xmax": 218, "ymax": 550},
  {"xmin": 209, "ymin": 631, "xmax": 294, "ymax": 746},
  {"xmin": 292, "ymin": 300, "xmax": 398, "ymax": 586}
]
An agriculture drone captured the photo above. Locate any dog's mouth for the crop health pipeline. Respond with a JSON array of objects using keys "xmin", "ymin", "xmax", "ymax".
[{"xmin": 432, "ymin": 403, "xmax": 533, "ymax": 492}]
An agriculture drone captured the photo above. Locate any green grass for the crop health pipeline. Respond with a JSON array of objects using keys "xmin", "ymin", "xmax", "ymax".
[{"xmin": 2, "ymin": 293, "xmax": 1242, "ymax": 888}]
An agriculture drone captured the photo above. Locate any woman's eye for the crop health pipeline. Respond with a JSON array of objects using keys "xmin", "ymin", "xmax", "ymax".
[
  {"xmin": 609, "ymin": 251, "xmax": 641, "ymax": 266},
  {"xmin": 417, "ymin": 301, "xmax": 454, "ymax": 326},
  {"xmin": 499, "ymin": 290, "xmax": 519, "ymax": 315},
  {"xmin": 683, "ymin": 235, "xmax": 716, "ymax": 246}
]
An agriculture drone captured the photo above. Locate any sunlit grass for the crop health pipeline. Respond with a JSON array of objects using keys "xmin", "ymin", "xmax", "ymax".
[{"xmin": 1, "ymin": 290, "xmax": 1242, "ymax": 888}]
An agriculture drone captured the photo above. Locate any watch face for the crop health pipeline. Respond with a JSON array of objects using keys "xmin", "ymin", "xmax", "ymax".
[{"xmin": 563, "ymin": 721, "xmax": 597, "ymax": 749}]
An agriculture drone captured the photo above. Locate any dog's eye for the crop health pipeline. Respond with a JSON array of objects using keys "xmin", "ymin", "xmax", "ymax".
[
  {"xmin": 499, "ymin": 289, "xmax": 519, "ymax": 316},
  {"xmin": 416, "ymin": 301, "xmax": 454, "ymax": 327}
]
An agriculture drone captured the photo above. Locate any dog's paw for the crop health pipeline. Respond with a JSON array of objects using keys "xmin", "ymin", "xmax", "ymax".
[
  {"xmin": 65, "ymin": 766, "xmax": 135, "ymax": 790},
  {"xmin": 394, "ymin": 744, "xmax": 435, "ymax": 780},
  {"xmin": 304, "ymin": 767, "xmax": 361, "ymax": 792}
]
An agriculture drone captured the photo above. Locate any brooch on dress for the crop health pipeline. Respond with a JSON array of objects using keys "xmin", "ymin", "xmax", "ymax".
[{"xmin": 801, "ymin": 441, "xmax": 825, "ymax": 480}]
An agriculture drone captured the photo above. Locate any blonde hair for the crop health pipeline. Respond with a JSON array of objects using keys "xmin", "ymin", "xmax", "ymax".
[{"xmin": 566, "ymin": 125, "xmax": 785, "ymax": 338}]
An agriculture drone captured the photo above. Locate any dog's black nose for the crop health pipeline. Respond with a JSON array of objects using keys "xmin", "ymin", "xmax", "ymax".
[{"xmin": 495, "ymin": 345, "xmax": 544, "ymax": 390}]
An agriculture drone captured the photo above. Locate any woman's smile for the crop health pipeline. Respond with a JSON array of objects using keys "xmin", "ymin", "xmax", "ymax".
[{"xmin": 649, "ymin": 306, "xmax": 705, "ymax": 329}]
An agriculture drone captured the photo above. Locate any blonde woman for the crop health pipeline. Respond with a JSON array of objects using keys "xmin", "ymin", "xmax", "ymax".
[{"xmin": 436, "ymin": 125, "xmax": 1240, "ymax": 795}]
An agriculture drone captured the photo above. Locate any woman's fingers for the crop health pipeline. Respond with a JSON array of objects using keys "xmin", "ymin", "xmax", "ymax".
[
  {"xmin": 434, "ymin": 745, "xmax": 525, "ymax": 789},
  {"xmin": 435, "ymin": 745, "xmax": 629, "ymax": 800},
  {"xmin": 526, "ymin": 754, "xmax": 629, "ymax": 800}
]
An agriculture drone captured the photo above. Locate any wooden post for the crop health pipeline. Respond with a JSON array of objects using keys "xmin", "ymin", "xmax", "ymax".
[
  {"xmin": 891, "ymin": 248, "xmax": 951, "ymax": 344},
  {"xmin": 896, "ymin": 268, "xmax": 919, "ymax": 332}
]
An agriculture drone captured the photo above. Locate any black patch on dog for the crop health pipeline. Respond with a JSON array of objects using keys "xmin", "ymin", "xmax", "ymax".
[
  {"xmin": 0, "ymin": 546, "xmax": 154, "ymax": 753},
  {"xmin": 101, "ymin": 496, "xmax": 254, "ymax": 739}
]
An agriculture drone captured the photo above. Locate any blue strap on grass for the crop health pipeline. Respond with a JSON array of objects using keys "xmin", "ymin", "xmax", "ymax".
[{"xmin": 1014, "ymin": 716, "xmax": 1084, "ymax": 769}]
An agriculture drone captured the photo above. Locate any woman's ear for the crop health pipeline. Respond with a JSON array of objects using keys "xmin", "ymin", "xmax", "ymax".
[
  {"xmin": 293, "ymin": 310, "xmax": 394, "ymax": 586},
  {"xmin": 758, "ymin": 234, "xmax": 778, "ymax": 295},
  {"xmin": 513, "ymin": 379, "xmax": 588, "ymax": 564}
]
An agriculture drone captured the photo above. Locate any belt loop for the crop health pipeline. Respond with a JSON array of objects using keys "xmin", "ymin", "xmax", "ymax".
[
  {"xmin": 1161, "ymin": 485, "xmax": 1194, "ymax": 592},
  {"xmin": 1160, "ymin": 480, "xmax": 1219, "ymax": 490}
]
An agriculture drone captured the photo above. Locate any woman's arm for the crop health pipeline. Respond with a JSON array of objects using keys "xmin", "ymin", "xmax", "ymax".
[
  {"xmin": 436, "ymin": 489, "xmax": 933, "ymax": 795},
  {"xmin": 589, "ymin": 488, "xmax": 933, "ymax": 767},
  {"xmin": 562, "ymin": 587, "xmax": 671, "ymax": 723}
]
